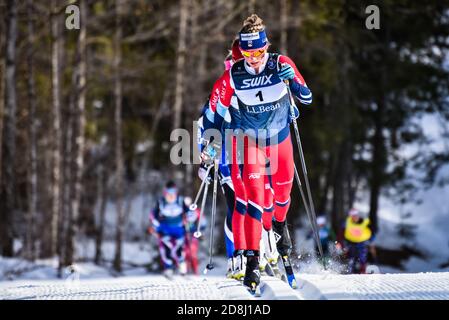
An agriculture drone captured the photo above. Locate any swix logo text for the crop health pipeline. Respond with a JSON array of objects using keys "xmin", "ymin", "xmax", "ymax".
[
  {"xmin": 241, "ymin": 74, "xmax": 273, "ymax": 89},
  {"xmin": 248, "ymin": 173, "xmax": 261, "ymax": 180},
  {"xmin": 211, "ymin": 88, "xmax": 219, "ymax": 105}
]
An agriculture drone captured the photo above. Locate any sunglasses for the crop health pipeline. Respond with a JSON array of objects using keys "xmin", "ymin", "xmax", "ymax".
[{"xmin": 240, "ymin": 47, "xmax": 267, "ymax": 58}]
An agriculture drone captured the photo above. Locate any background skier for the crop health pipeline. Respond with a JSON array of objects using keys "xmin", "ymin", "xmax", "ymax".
[
  {"xmin": 149, "ymin": 181, "xmax": 191, "ymax": 277},
  {"xmin": 183, "ymin": 197, "xmax": 206, "ymax": 275},
  {"xmin": 338, "ymin": 208, "xmax": 375, "ymax": 274}
]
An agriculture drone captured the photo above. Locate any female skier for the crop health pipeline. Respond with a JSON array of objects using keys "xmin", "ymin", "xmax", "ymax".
[{"xmin": 201, "ymin": 14, "xmax": 313, "ymax": 292}]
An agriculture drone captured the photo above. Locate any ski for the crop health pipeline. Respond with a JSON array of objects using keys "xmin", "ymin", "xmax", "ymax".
[
  {"xmin": 269, "ymin": 259, "xmax": 283, "ymax": 279},
  {"xmin": 280, "ymin": 255, "xmax": 298, "ymax": 289},
  {"xmin": 245, "ymin": 281, "xmax": 262, "ymax": 297},
  {"xmin": 263, "ymin": 262, "xmax": 275, "ymax": 277},
  {"xmin": 163, "ymin": 271, "xmax": 174, "ymax": 281}
]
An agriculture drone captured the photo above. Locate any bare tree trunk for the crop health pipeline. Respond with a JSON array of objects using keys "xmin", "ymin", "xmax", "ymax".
[
  {"xmin": 330, "ymin": 140, "xmax": 349, "ymax": 232},
  {"xmin": 59, "ymin": 101, "xmax": 73, "ymax": 274},
  {"xmin": 65, "ymin": 0, "xmax": 87, "ymax": 267},
  {"xmin": 369, "ymin": 97, "xmax": 386, "ymax": 234},
  {"xmin": 43, "ymin": 0, "xmax": 62, "ymax": 258},
  {"xmin": 369, "ymin": 26, "xmax": 390, "ymax": 234},
  {"xmin": 318, "ymin": 155, "xmax": 334, "ymax": 215},
  {"xmin": 25, "ymin": 0, "xmax": 38, "ymax": 261},
  {"xmin": 0, "ymin": 3, "xmax": 5, "ymax": 186},
  {"xmin": 347, "ymin": 170, "xmax": 361, "ymax": 210},
  {"xmin": 58, "ymin": 42, "xmax": 78, "ymax": 276},
  {"xmin": 329, "ymin": 42, "xmax": 354, "ymax": 233},
  {"xmin": 113, "ymin": 0, "xmax": 125, "ymax": 272},
  {"xmin": 172, "ymin": 0, "xmax": 188, "ymax": 132},
  {"xmin": 0, "ymin": 0, "xmax": 17, "ymax": 257},
  {"xmin": 58, "ymin": 32, "xmax": 72, "ymax": 274},
  {"xmin": 279, "ymin": 0, "xmax": 288, "ymax": 55},
  {"xmin": 94, "ymin": 161, "xmax": 108, "ymax": 265},
  {"xmin": 195, "ymin": 1, "xmax": 209, "ymax": 91}
]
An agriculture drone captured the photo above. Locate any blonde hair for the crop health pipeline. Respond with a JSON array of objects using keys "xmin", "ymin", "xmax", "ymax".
[{"xmin": 240, "ymin": 14, "xmax": 265, "ymax": 33}]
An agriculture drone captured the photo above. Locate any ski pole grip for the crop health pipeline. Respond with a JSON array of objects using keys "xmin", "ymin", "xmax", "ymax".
[{"xmin": 194, "ymin": 231, "xmax": 202, "ymax": 238}]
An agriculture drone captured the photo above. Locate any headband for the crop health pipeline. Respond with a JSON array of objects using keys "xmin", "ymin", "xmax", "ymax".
[{"xmin": 239, "ymin": 29, "xmax": 268, "ymax": 50}]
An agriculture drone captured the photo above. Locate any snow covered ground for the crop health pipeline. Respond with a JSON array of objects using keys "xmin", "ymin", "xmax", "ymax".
[
  {"xmin": 2, "ymin": 239, "xmax": 449, "ymax": 300},
  {"xmin": 0, "ymin": 275, "xmax": 301, "ymax": 300},
  {"xmin": 297, "ymin": 272, "xmax": 449, "ymax": 300},
  {"xmin": 2, "ymin": 270, "xmax": 449, "ymax": 300}
]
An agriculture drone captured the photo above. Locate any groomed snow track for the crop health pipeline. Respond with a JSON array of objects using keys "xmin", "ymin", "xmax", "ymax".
[{"xmin": 1, "ymin": 272, "xmax": 449, "ymax": 300}]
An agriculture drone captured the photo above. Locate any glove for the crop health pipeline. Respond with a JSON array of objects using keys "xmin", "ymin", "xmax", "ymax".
[
  {"xmin": 289, "ymin": 105, "xmax": 299, "ymax": 123},
  {"xmin": 147, "ymin": 226, "xmax": 155, "ymax": 234},
  {"xmin": 278, "ymin": 63, "xmax": 295, "ymax": 81},
  {"xmin": 200, "ymin": 140, "xmax": 221, "ymax": 165}
]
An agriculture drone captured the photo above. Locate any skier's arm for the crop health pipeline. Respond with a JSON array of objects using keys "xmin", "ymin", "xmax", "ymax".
[
  {"xmin": 200, "ymin": 71, "xmax": 234, "ymax": 163},
  {"xmin": 204, "ymin": 70, "xmax": 234, "ymax": 135},
  {"xmin": 196, "ymin": 99, "xmax": 210, "ymax": 152},
  {"xmin": 366, "ymin": 219, "xmax": 376, "ymax": 243},
  {"xmin": 149, "ymin": 201, "xmax": 161, "ymax": 233},
  {"xmin": 278, "ymin": 55, "xmax": 312, "ymax": 105}
]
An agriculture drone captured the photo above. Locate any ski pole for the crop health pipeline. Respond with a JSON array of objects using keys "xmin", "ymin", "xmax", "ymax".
[
  {"xmin": 294, "ymin": 164, "xmax": 325, "ymax": 267},
  {"xmin": 285, "ymin": 79, "xmax": 326, "ymax": 265},
  {"xmin": 190, "ymin": 164, "xmax": 213, "ymax": 211},
  {"xmin": 194, "ymin": 172, "xmax": 210, "ymax": 239},
  {"xmin": 205, "ymin": 158, "xmax": 219, "ymax": 272}
]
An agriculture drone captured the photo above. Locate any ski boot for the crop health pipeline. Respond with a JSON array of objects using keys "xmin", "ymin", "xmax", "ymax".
[
  {"xmin": 163, "ymin": 268, "xmax": 174, "ymax": 280},
  {"xmin": 226, "ymin": 257, "xmax": 234, "ymax": 279},
  {"xmin": 178, "ymin": 261, "xmax": 187, "ymax": 276},
  {"xmin": 243, "ymin": 250, "xmax": 261, "ymax": 296},
  {"xmin": 267, "ymin": 257, "xmax": 282, "ymax": 279},
  {"xmin": 258, "ymin": 236, "xmax": 271, "ymax": 276},
  {"xmin": 259, "ymin": 254, "xmax": 273, "ymax": 276},
  {"xmin": 272, "ymin": 220, "xmax": 297, "ymax": 289},
  {"xmin": 232, "ymin": 250, "xmax": 246, "ymax": 281},
  {"xmin": 262, "ymin": 228, "xmax": 282, "ymax": 278}
]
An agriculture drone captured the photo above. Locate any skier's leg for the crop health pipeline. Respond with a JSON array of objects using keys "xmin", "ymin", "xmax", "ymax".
[
  {"xmin": 222, "ymin": 181, "xmax": 236, "ymax": 258},
  {"xmin": 172, "ymin": 233, "xmax": 187, "ymax": 275},
  {"xmin": 190, "ymin": 238, "xmax": 199, "ymax": 275},
  {"xmin": 261, "ymin": 174, "xmax": 280, "ymax": 272},
  {"xmin": 347, "ymin": 242, "xmax": 356, "ymax": 274},
  {"xmin": 241, "ymin": 138, "xmax": 266, "ymax": 289},
  {"xmin": 231, "ymin": 136, "xmax": 247, "ymax": 251},
  {"xmin": 184, "ymin": 236, "xmax": 194, "ymax": 274},
  {"xmin": 229, "ymin": 136, "xmax": 248, "ymax": 279},
  {"xmin": 222, "ymin": 180, "xmax": 238, "ymax": 277},
  {"xmin": 242, "ymin": 137, "xmax": 266, "ymax": 252},
  {"xmin": 159, "ymin": 235, "xmax": 175, "ymax": 274},
  {"xmin": 262, "ymin": 174, "xmax": 274, "ymax": 231},
  {"xmin": 359, "ymin": 242, "xmax": 368, "ymax": 274},
  {"xmin": 270, "ymin": 135, "xmax": 294, "ymax": 223},
  {"xmin": 269, "ymin": 136, "xmax": 295, "ymax": 256},
  {"xmin": 259, "ymin": 175, "xmax": 272, "ymax": 273}
]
